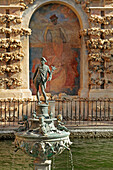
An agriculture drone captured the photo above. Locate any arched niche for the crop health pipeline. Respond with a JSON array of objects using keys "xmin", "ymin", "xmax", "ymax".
[{"xmin": 21, "ymin": 0, "xmax": 89, "ymax": 97}]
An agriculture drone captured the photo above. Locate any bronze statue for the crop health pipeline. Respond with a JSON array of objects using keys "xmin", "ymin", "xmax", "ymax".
[{"xmin": 33, "ymin": 57, "xmax": 55, "ymax": 104}]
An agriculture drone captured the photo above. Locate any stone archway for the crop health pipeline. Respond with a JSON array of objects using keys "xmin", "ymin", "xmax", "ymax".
[{"xmin": 21, "ymin": 0, "xmax": 89, "ymax": 97}]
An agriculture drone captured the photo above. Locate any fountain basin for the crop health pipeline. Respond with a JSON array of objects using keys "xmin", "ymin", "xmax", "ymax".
[{"xmin": 15, "ymin": 131, "xmax": 71, "ymax": 160}]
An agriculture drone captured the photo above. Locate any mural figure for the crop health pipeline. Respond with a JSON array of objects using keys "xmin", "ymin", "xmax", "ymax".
[
  {"xmin": 33, "ymin": 57, "xmax": 52, "ymax": 104},
  {"xmin": 43, "ymin": 13, "xmax": 79, "ymax": 92},
  {"xmin": 44, "ymin": 14, "xmax": 66, "ymax": 44}
]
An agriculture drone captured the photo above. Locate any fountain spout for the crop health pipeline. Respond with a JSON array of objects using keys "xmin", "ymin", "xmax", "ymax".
[{"xmin": 60, "ymin": 143, "xmax": 70, "ymax": 151}]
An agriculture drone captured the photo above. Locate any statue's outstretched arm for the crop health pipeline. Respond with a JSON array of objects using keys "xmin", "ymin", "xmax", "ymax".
[
  {"xmin": 47, "ymin": 67, "xmax": 52, "ymax": 81},
  {"xmin": 48, "ymin": 66, "xmax": 56, "ymax": 81}
]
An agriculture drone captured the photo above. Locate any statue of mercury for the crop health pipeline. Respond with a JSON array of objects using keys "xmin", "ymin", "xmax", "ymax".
[{"xmin": 33, "ymin": 57, "xmax": 55, "ymax": 104}]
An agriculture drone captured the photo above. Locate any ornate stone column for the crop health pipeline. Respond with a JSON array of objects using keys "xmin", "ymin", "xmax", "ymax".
[{"xmin": 0, "ymin": 0, "xmax": 32, "ymax": 99}]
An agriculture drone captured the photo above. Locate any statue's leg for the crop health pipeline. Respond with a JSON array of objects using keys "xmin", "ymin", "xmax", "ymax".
[
  {"xmin": 36, "ymin": 84, "xmax": 40, "ymax": 103},
  {"xmin": 40, "ymin": 83, "xmax": 48, "ymax": 104}
]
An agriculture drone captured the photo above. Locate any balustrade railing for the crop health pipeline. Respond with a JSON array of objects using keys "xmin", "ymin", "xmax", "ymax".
[
  {"xmin": 0, "ymin": 98, "xmax": 113, "ymax": 127},
  {"xmin": 55, "ymin": 98, "xmax": 113, "ymax": 125}
]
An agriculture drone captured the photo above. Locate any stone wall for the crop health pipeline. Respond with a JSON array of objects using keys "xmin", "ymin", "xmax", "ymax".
[{"xmin": 0, "ymin": 0, "xmax": 113, "ymax": 99}]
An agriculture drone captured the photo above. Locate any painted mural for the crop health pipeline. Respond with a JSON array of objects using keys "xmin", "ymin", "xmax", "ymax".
[{"xmin": 29, "ymin": 3, "xmax": 81, "ymax": 95}]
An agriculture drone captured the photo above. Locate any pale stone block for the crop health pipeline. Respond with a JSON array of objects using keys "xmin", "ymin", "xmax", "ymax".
[
  {"xmin": 0, "ymin": 89, "xmax": 32, "ymax": 98},
  {"xmin": 89, "ymin": 89, "xmax": 113, "ymax": 98},
  {"xmin": 34, "ymin": 160, "xmax": 51, "ymax": 170}
]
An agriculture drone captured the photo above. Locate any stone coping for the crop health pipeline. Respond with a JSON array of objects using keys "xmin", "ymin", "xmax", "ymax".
[{"xmin": 1, "ymin": 126, "xmax": 113, "ymax": 139}]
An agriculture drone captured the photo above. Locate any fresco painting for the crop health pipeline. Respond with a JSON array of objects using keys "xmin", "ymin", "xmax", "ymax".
[{"xmin": 29, "ymin": 3, "xmax": 81, "ymax": 95}]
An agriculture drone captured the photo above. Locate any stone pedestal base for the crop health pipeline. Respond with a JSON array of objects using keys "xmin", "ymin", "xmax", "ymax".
[
  {"xmin": 89, "ymin": 89, "xmax": 113, "ymax": 98},
  {"xmin": 34, "ymin": 160, "xmax": 51, "ymax": 170},
  {"xmin": 48, "ymin": 100, "xmax": 55, "ymax": 117},
  {"xmin": 0, "ymin": 89, "xmax": 32, "ymax": 99},
  {"xmin": 37, "ymin": 103, "xmax": 49, "ymax": 117}
]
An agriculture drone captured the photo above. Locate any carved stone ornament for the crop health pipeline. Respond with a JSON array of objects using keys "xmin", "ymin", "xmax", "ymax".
[
  {"xmin": 0, "ymin": 27, "xmax": 31, "ymax": 36},
  {"xmin": 89, "ymin": 64, "xmax": 113, "ymax": 73},
  {"xmin": 69, "ymin": 0, "xmax": 90, "ymax": 13},
  {"xmin": 89, "ymin": 78, "xmax": 113, "ymax": 86},
  {"xmin": 19, "ymin": 0, "xmax": 36, "ymax": 10},
  {"xmin": 0, "ymin": 52, "xmax": 24, "ymax": 62},
  {"xmin": 88, "ymin": 53, "xmax": 112, "ymax": 62},
  {"xmin": 0, "ymin": 14, "xmax": 22, "ymax": 24},
  {"xmin": 80, "ymin": 28, "xmax": 113, "ymax": 37},
  {"xmin": 0, "ymin": 39, "xmax": 22, "ymax": 49},
  {"xmin": 0, "ymin": 64, "xmax": 22, "ymax": 74},
  {"xmin": 20, "ymin": 0, "xmax": 35, "ymax": 5},
  {"xmin": 0, "ymin": 78, "xmax": 22, "ymax": 87},
  {"xmin": 86, "ymin": 38, "xmax": 113, "ymax": 50},
  {"xmin": 20, "ymin": 2, "xmax": 27, "ymax": 10},
  {"xmin": 89, "ymin": 15, "xmax": 113, "ymax": 25}
]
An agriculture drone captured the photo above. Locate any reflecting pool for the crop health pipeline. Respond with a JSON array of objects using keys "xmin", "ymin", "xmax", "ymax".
[{"xmin": 1, "ymin": 138, "xmax": 113, "ymax": 169}]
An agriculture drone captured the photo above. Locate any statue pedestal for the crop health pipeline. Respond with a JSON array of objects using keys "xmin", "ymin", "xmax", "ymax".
[
  {"xmin": 48, "ymin": 101, "xmax": 55, "ymax": 117},
  {"xmin": 37, "ymin": 103, "xmax": 49, "ymax": 118},
  {"xmin": 34, "ymin": 160, "xmax": 51, "ymax": 170}
]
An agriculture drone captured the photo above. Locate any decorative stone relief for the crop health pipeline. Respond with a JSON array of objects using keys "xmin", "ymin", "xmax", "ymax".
[
  {"xmin": 0, "ymin": 52, "xmax": 24, "ymax": 62},
  {"xmin": 80, "ymin": 12, "xmax": 113, "ymax": 89},
  {"xmin": 89, "ymin": 78, "xmax": 113, "ymax": 86},
  {"xmin": 0, "ymin": 64, "xmax": 22, "ymax": 74},
  {"xmin": 20, "ymin": 0, "xmax": 35, "ymax": 5},
  {"xmin": 74, "ymin": 0, "xmax": 90, "ymax": 13},
  {"xmin": 0, "ymin": 27, "xmax": 31, "ymax": 36},
  {"xmin": 19, "ymin": 0, "xmax": 36, "ymax": 10},
  {"xmin": 0, "ymin": 78, "xmax": 22, "ymax": 87},
  {"xmin": 86, "ymin": 38, "xmax": 113, "ymax": 50},
  {"xmin": 88, "ymin": 53, "xmax": 112, "ymax": 62},
  {"xmin": 80, "ymin": 28, "xmax": 113, "ymax": 37},
  {"xmin": 28, "ymin": 0, "xmax": 35, "ymax": 4},
  {"xmin": 20, "ymin": 2, "xmax": 28, "ymax": 10},
  {"xmin": 0, "ymin": 14, "xmax": 22, "ymax": 24},
  {"xmin": 89, "ymin": 64, "xmax": 113, "ymax": 73},
  {"xmin": 0, "ymin": 39, "xmax": 22, "ymax": 49},
  {"xmin": 89, "ymin": 15, "xmax": 113, "ymax": 25}
]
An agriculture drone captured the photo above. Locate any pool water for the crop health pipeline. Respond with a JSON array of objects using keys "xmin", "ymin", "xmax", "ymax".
[{"xmin": 1, "ymin": 138, "xmax": 113, "ymax": 170}]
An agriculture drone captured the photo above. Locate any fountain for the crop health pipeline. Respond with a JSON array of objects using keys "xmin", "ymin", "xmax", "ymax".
[{"xmin": 14, "ymin": 57, "xmax": 72, "ymax": 169}]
